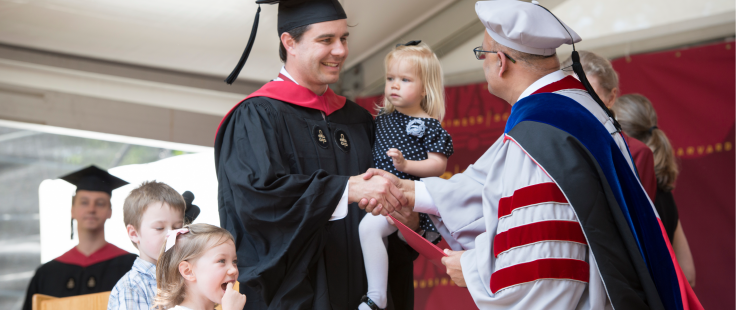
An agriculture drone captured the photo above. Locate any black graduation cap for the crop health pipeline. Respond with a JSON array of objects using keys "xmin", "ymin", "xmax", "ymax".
[
  {"xmin": 60, "ymin": 165, "xmax": 129, "ymax": 196},
  {"xmin": 224, "ymin": 0, "xmax": 348, "ymax": 84}
]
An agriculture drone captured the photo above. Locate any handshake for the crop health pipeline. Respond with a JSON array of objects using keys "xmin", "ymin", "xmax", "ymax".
[{"xmin": 348, "ymin": 168, "xmax": 416, "ymax": 217}]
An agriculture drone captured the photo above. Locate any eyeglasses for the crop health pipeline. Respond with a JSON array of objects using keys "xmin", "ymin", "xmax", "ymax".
[{"xmin": 473, "ymin": 46, "xmax": 516, "ymax": 63}]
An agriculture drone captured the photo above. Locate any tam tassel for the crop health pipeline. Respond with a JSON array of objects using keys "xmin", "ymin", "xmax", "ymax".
[
  {"xmin": 225, "ymin": 5, "xmax": 261, "ymax": 85},
  {"xmin": 570, "ymin": 51, "xmax": 622, "ymax": 132}
]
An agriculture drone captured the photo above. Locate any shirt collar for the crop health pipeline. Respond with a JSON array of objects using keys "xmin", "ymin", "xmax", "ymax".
[
  {"xmin": 279, "ymin": 66, "xmax": 298, "ymax": 84},
  {"xmin": 132, "ymin": 257, "xmax": 156, "ymax": 278},
  {"xmin": 517, "ymin": 70, "xmax": 568, "ymax": 102},
  {"xmin": 279, "ymin": 66, "xmax": 329, "ymax": 94}
]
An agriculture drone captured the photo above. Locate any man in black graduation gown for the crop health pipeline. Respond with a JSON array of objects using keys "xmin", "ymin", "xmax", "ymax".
[
  {"xmin": 22, "ymin": 165, "xmax": 136, "ymax": 310},
  {"xmin": 215, "ymin": 1, "xmax": 420, "ymax": 309}
]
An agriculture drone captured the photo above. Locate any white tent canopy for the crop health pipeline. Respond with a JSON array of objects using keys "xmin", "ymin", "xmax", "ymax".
[
  {"xmin": 441, "ymin": 0, "xmax": 734, "ymax": 80},
  {"xmin": 0, "ymin": 0, "xmax": 454, "ymax": 83},
  {"xmin": 0, "ymin": 0, "xmax": 731, "ymax": 87},
  {"xmin": 0, "ymin": 0, "xmax": 732, "ymax": 134}
]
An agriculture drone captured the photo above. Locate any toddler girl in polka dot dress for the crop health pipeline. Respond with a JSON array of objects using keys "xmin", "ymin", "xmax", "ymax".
[{"xmin": 358, "ymin": 41, "xmax": 453, "ymax": 310}]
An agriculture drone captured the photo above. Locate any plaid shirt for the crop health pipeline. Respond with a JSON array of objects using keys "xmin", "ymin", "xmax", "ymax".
[{"xmin": 108, "ymin": 257, "xmax": 157, "ymax": 310}]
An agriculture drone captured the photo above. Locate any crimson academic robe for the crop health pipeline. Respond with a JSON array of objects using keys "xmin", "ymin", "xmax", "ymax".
[
  {"xmin": 215, "ymin": 80, "xmax": 417, "ymax": 310},
  {"xmin": 22, "ymin": 243, "xmax": 136, "ymax": 310},
  {"xmin": 624, "ymin": 134, "xmax": 657, "ymax": 202}
]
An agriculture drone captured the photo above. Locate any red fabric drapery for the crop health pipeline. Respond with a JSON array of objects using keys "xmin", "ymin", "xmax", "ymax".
[
  {"xmin": 612, "ymin": 41, "xmax": 734, "ymax": 310},
  {"xmin": 355, "ymin": 40, "xmax": 734, "ymax": 310}
]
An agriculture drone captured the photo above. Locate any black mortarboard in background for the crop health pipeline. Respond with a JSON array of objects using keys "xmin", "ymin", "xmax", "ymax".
[
  {"xmin": 60, "ymin": 165, "xmax": 129, "ymax": 196},
  {"xmin": 60, "ymin": 165, "xmax": 129, "ymax": 239},
  {"xmin": 224, "ymin": 0, "xmax": 348, "ymax": 84}
]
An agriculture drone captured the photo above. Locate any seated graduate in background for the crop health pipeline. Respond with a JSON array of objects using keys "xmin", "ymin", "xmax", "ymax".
[{"xmin": 22, "ymin": 165, "xmax": 136, "ymax": 310}]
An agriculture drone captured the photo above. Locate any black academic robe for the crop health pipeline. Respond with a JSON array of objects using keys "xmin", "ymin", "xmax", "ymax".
[
  {"xmin": 22, "ymin": 243, "xmax": 136, "ymax": 310},
  {"xmin": 215, "ymin": 96, "xmax": 417, "ymax": 310}
]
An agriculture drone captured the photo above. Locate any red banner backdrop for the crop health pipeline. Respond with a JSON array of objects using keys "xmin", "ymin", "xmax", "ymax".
[
  {"xmin": 356, "ymin": 40, "xmax": 734, "ymax": 310},
  {"xmin": 611, "ymin": 41, "xmax": 735, "ymax": 310}
]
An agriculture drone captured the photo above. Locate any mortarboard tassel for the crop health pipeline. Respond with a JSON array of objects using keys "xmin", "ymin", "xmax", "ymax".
[
  {"xmin": 71, "ymin": 218, "xmax": 74, "ymax": 240},
  {"xmin": 225, "ymin": 5, "xmax": 261, "ymax": 85},
  {"xmin": 570, "ymin": 51, "xmax": 622, "ymax": 132}
]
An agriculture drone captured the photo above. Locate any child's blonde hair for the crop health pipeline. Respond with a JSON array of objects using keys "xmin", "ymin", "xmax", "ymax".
[
  {"xmin": 378, "ymin": 42, "xmax": 446, "ymax": 121},
  {"xmin": 152, "ymin": 223, "xmax": 235, "ymax": 310}
]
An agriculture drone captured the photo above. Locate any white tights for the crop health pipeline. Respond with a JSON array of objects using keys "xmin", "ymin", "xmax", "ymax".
[{"xmin": 358, "ymin": 214, "xmax": 398, "ymax": 309}]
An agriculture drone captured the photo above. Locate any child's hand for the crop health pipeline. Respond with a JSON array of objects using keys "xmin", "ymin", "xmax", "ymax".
[
  {"xmin": 222, "ymin": 282, "xmax": 246, "ymax": 310},
  {"xmin": 387, "ymin": 148, "xmax": 406, "ymax": 172}
]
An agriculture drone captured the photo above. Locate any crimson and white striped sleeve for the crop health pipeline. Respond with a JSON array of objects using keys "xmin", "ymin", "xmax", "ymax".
[{"xmin": 460, "ymin": 136, "xmax": 607, "ymax": 309}]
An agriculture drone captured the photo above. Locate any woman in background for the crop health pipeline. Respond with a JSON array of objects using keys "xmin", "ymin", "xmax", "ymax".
[{"xmin": 614, "ymin": 94, "xmax": 696, "ymax": 287}]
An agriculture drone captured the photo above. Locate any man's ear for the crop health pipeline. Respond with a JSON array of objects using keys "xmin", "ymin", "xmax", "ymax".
[
  {"xmin": 281, "ymin": 32, "xmax": 297, "ymax": 59},
  {"xmin": 498, "ymin": 52, "xmax": 509, "ymax": 78},
  {"xmin": 179, "ymin": 261, "xmax": 196, "ymax": 282},
  {"xmin": 127, "ymin": 224, "xmax": 140, "ymax": 245}
]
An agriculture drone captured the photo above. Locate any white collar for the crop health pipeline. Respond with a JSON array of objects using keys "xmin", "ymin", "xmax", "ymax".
[
  {"xmin": 279, "ymin": 66, "xmax": 298, "ymax": 84},
  {"xmin": 516, "ymin": 70, "xmax": 568, "ymax": 102},
  {"xmin": 278, "ymin": 66, "xmax": 330, "ymax": 94}
]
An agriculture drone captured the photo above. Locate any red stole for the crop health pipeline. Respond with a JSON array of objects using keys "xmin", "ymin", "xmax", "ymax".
[
  {"xmin": 55, "ymin": 243, "xmax": 131, "ymax": 267},
  {"xmin": 216, "ymin": 73, "xmax": 347, "ymax": 141}
]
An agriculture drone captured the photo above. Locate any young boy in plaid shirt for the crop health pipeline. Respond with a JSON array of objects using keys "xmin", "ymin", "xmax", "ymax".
[{"xmin": 108, "ymin": 181, "xmax": 186, "ymax": 310}]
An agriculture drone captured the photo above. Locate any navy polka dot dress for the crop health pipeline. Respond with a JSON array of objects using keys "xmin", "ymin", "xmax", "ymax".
[{"xmin": 373, "ymin": 110, "xmax": 454, "ymax": 235}]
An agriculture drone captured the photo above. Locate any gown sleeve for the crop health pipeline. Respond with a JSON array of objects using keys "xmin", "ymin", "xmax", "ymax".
[{"xmin": 216, "ymin": 99, "xmax": 351, "ymax": 301}]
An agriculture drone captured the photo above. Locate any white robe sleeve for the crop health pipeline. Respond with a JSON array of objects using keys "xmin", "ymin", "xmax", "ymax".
[
  {"xmin": 459, "ymin": 136, "xmax": 608, "ymax": 310},
  {"xmin": 417, "ymin": 135, "xmax": 505, "ymax": 250}
]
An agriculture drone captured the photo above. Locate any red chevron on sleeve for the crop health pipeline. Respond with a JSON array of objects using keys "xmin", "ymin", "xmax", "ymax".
[
  {"xmin": 490, "ymin": 258, "xmax": 589, "ymax": 294},
  {"xmin": 494, "ymin": 220, "xmax": 587, "ymax": 257},
  {"xmin": 497, "ymin": 182, "xmax": 568, "ymax": 219}
]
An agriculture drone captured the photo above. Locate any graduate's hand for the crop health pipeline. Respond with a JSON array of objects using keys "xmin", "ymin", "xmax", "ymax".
[
  {"xmin": 221, "ymin": 282, "xmax": 246, "ymax": 310},
  {"xmin": 387, "ymin": 148, "xmax": 407, "ymax": 172},
  {"xmin": 349, "ymin": 173, "xmax": 407, "ymax": 216},
  {"xmin": 441, "ymin": 249, "xmax": 467, "ymax": 287},
  {"xmin": 358, "ymin": 169, "xmax": 415, "ymax": 214},
  {"xmin": 386, "ymin": 207, "xmax": 420, "ymax": 232}
]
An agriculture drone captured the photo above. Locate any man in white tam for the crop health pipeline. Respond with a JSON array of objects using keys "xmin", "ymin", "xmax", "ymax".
[{"xmin": 359, "ymin": 0, "xmax": 704, "ymax": 309}]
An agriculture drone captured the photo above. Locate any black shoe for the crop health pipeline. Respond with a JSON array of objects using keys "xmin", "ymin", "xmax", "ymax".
[{"xmin": 358, "ymin": 295, "xmax": 385, "ymax": 310}]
